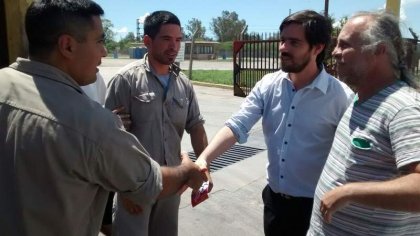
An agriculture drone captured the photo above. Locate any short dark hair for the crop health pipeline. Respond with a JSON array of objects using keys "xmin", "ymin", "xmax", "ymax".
[
  {"xmin": 280, "ymin": 10, "xmax": 332, "ymax": 68},
  {"xmin": 25, "ymin": 0, "xmax": 104, "ymax": 57},
  {"xmin": 143, "ymin": 11, "xmax": 181, "ymax": 39}
]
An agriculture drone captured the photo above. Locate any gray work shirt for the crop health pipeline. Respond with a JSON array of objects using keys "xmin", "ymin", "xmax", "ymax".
[
  {"xmin": 0, "ymin": 58, "xmax": 162, "ymax": 236},
  {"xmin": 105, "ymin": 55, "xmax": 204, "ymax": 166}
]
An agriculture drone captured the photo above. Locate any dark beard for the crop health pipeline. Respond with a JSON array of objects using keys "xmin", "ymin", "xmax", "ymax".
[{"xmin": 281, "ymin": 55, "xmax": 311, "ymax": 73}]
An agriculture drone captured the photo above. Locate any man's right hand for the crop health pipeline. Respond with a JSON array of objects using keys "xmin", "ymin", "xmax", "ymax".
[
  {"xmin": 158, "ymin": 153, "xmax": 208, "ymax": 199},
  {"xmin": 112, "ymin": 106, "xmax": 132, "ymax": 131},
  {"xmin": 180, "ymin": 152, "xmax": 208, "ymax": 191},
  {"xmin": 195, "ymin": 157, "xmax": 213, "ymax": 193}
]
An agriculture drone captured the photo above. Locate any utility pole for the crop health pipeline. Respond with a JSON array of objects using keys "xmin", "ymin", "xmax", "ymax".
[
  {"xmin": 386, "ymin": 0, "xmax": 401, "ymax": 19},
  {"xmin": 240, "ymin": 25, "xmax": 248, "ymax": 40},
  {"xmin": 324, "ymin": 0, "xmax": 329, "ymax": 17},
  {"xmin": 188, "ymin": 29, "xmax": 198, "ymax": 80}
]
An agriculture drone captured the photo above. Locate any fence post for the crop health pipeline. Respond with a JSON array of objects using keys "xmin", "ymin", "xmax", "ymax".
[{"xmin": 188, "ymin": 29, "xmax": 198, "ymax": 80}]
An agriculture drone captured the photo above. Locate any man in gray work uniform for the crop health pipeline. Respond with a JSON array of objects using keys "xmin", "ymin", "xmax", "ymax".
[
  {"xmin": 105, "ymin": 10, "xmax": 208, "ymax": 236},
  {"xmin": 0, "ymin": 1, "xmax": 205, "ymax": 235}
]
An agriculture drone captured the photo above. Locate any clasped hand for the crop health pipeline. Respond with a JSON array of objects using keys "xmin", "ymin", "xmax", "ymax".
[{"xmin": 122, "ymin": 153, "xmax": 208, "ymax": 214}]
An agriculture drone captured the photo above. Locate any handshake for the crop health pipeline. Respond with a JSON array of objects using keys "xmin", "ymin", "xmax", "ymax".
[
  {"xmin": 121, "ymin": 152, "xmax": 213, "ymax": 214},
  {"xmin": 113, "ymin": 106, "xmax": 213, "ymax": 206},
  {"xmin": 178, "ymin": 153, "xmax": 213, "ymax": 207}
]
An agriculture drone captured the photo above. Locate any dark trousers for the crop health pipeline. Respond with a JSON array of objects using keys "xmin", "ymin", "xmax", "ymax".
[{"xmin": 262, "ymin": 185, "xmax": 313, "ymax": 236}]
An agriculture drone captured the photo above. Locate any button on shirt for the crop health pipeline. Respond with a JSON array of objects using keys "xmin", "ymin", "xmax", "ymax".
[
  {"xmin": 226, "ymin": 69, "xmax": 353, "ymax": 197},
  {"xmin": 105, "ymin": 55, "xmax": 204, "ymax": 166}
]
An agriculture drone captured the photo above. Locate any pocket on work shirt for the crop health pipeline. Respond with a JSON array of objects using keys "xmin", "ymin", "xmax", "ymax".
[
  {"xmin": 167, "ymin": 97, "xmax": 189, "ymax": 124},
  {"xmin": 133, "ymin": 91, "xmax": 156, "ymax": 103},
  {"xmin": 172, "ymin": 97, "xmax": 189, "ymax": 108},
  {"xmin": 131, "ymin": 91, "xmax": 157, "ymax": 122}
]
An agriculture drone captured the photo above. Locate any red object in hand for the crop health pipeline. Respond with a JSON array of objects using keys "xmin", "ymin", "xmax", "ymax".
[{"xmin": 191, "ymin": 181, "xmax": 209, "ymax": 207}]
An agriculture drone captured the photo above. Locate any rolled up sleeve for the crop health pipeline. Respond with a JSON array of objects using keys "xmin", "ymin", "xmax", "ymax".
[
  {"xmin": 90, "ymin": 124, "xmax": 163, "ymax": 206},
  {"xmin": 225, "ymin": 81, "xmax": 264, "ymax": 144}
]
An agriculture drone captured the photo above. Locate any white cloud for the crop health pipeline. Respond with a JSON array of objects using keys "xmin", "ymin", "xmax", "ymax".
[
  {"xmin": 402, "ymin": 0, "xmax": 420, "ymax": 5},
  {"xmin": 138, "ymin": 13, "xmax": 150, "ymax": 24},
  {"xmin": 400, "ymin": 8, "xmax": 407, "ymax": 20},
  {"xmin": 399, "ymin": 0, "xmax": 420, "ymax": 37},
  {"xmin": 400, "ymin": 0, "xmax": 420, "ymax": 20},
  {"xmin": 115, "ymin": 27, "xmax": 128, "ymax": 34},
  {"xmin": 112, "ymin": 27, "xmax": 129, "ymax": 39}
]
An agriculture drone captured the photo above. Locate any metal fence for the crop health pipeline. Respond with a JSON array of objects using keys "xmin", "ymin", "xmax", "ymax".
[{"xmin": 233, "ymin": 33, "xmax": 281, "ymax": 97}]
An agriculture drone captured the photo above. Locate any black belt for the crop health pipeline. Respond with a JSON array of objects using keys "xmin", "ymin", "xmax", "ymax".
[
  {"xmin": 268, "ymin": 186, "xmax": 312, "ymax": 200},
  {"xmin": 274, "ymin": 192, "xmax": 312, "ymax": 201},
  {"xmin": 267, "ymin": 185, "xmax": 295, "ymax": 199},
  {"xmin": 277, "ymin": 192, "xmax": 293, "ymax": 199}
]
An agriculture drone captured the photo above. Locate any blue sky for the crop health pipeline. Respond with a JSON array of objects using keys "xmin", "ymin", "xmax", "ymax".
[{"xmin": 95, "ymin": 0, "xmax": 420, "ymax": 40}]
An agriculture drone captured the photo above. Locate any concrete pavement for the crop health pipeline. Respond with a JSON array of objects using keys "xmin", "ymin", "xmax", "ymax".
[
  {"xmin": 177, "ymin": 85, "xmax": 266, "ymax": 236},
  {"xmin": 98, "ymin": 58, "xmax": 267, "ymax": 236}
]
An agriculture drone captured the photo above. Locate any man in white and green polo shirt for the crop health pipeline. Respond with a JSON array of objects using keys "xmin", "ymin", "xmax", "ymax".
[{"xmin": 308, "ymin": 11, "xmax": 420, "ymax": 235}]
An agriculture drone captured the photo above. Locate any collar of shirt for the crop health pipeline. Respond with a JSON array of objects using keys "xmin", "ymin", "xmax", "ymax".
[
  {"xmin": 10, "ymin": 58, "xmax": 83, "ymax": 94},
  {"xmin": 284, "ymin": 67, "xmax": 329, "ymax": 95}
]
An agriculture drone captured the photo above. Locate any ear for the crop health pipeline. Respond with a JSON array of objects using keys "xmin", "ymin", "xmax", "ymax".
[
  {"xmin": 374, "ymin": 42, "xmax": 386, "ymax": 55},
  {"xmin": 143, "ymin": 35, "xmax": 152, "ymax": 48},
  {"xmin": 312, "ymin": 43, "xmax": 325, "ymax": 56},
  {"xmin": 57, "ymin": 34, "xmax": 76, "ymax": 59}
]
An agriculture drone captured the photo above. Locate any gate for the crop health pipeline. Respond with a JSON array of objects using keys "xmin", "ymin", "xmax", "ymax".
[{"xmin": 233, "ymin": 33, "xmax": 281, "ymax": 97}]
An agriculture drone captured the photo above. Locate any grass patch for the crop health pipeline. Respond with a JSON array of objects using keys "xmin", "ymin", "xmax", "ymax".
[{"xmin": 183, "ymin": 70, "xmax": 233, "ymax": 85}]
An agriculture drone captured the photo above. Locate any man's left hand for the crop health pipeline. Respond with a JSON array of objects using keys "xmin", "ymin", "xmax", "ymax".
[{"xmin": 320, "ymin": 184, "xmax": 352, "ymax": 223}]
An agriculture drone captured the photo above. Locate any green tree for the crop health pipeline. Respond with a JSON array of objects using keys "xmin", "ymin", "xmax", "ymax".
[
  {"xmin": 324, "ymin": 15, "xmax": 348, "ymax": 75},
  {"xmin": 210, "ymin": 11, "xmax": 247, "ymax": 42},
  {"xmin": 118, "ymin": 32, "xmax": 136, "ymax": 54},
  {"xmin": 123, "ymin": 32, "xmax": 136, "ymax": 42},
  {"xmin": 102, "ymin": 18, "xmax": 117, "ymax": 52},
  {"xmin": 185, "ymin": 18, "xmax": 206, "ymax": 40},
  {"xmin": 332, "ymin": 16, "xmax": 348, "ymax": 37}
]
